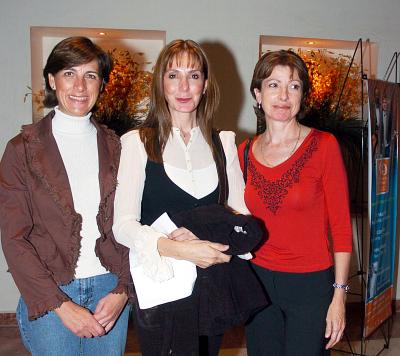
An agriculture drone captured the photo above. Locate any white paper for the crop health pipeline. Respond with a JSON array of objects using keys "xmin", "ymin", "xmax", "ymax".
[
  {"xmin": 129, "ymin": 213, "xmax": 197, "ymax": 309},
  {"xmin": 151, "ymin": 212, "xmax": 179, "ymax": 235}
]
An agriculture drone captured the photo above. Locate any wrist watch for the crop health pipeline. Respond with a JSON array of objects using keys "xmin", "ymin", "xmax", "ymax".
[{"xmin": 333, "ymin": 282, "xmax": 350, "ymax": 293}]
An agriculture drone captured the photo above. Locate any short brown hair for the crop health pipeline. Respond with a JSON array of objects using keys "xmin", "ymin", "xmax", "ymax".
[
  {"xmin": 250, "ymin": 50, "xmax": 310, "ymax": 131},
  {"xmin": 43, "ymin": 36, "xmax": 112, "ymax": 108},
  {"xmin": 139, "ymin": 39, "xmax": 220, "ymax": 162}
]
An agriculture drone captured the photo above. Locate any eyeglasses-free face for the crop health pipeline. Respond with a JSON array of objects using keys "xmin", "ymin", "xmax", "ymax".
[{"xmin": 48, "ymin": 59, "xmax": 102, "ymax": 117}]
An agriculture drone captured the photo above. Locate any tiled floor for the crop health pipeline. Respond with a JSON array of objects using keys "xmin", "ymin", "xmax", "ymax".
[{"xmin": 0, "ymin": 311, "xmax": 398, "ymax": 355}]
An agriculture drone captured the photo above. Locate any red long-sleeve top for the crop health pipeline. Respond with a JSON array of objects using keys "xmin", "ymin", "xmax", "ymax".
[{"xmin": 238, "ymin": 128, "xmax": 353, "ymax": 273}]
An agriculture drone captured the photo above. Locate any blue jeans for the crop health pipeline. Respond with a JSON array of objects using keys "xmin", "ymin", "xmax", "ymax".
[{"xmin": 17, "ymin": 273, "xmax": 130, "ymax": 356}]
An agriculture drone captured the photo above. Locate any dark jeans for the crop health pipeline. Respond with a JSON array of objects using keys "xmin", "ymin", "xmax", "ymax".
[{"xmin": 246, "ymin": 265, "xmax": 334, "ymax": 356}]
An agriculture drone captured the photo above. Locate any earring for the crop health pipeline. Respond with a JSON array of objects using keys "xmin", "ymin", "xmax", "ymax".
[{"xmin": 258, "ymin": 102, "xmax": 261, "ymax": 109}]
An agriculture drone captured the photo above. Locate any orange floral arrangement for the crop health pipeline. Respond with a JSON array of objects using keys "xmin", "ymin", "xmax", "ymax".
[
  {"xmin": 93, "ymin": 49, "xmax": 153, "ymax": 135},
  {"xmin": 94, "ymin": 49, "xmax": 152, "ymax": 120},
  {"xmin": 298, "ymin": 49, "xmax": 362, "ymax": 120},
  {"xmin": 24, "ymin": 86, "xmax": 45, "ymax": 114}
]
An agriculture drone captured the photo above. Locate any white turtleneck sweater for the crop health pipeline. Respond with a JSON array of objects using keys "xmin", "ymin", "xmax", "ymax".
[{"xmin": 52, "ymin": 107, "xmax": 107, "ymax": 278}]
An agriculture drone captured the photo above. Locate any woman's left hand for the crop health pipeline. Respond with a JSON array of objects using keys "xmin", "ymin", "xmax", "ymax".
[
  {"xmin": 93, "ymin": 292, "xmax": 128, "ymax": 333},
  {"xmin": 169, "ymin": 227, "xmax": 199, "ymax": 241},
  {"xmin": 325, "ymin": 292, "xmax": 346, "ymax": 349}
]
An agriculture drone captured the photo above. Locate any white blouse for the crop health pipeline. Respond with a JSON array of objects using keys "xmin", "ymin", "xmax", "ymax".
[{"xmin": 113, "ymin": 128, "xmax": 249, "ymax": 281}]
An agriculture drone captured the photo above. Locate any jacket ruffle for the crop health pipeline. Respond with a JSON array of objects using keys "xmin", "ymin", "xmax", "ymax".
[
  {"xmin": 28, "ymin": 293, "xmax": 71, "ymax": 320},
  {"xmin": 22, "ymin": 113, "xmax": 84, "ymax": 273}
]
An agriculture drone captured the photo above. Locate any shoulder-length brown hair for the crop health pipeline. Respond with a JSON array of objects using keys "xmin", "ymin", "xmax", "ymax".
[
  {"xmin": 250, "ymin": 50, "xmax": 310, "ymax": 133},
  {"xmin": 139, "ymin": 39, "xmax": 220, "ymax": 162}
]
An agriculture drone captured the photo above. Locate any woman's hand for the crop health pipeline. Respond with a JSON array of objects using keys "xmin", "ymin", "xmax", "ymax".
[
  {"xmin": 169, "ymin": 227, "xmax": 198, "ymax": 241},
  {"xmin": 325, "ymin": 252, "xmax": 351, "ymax": 349},
  {"xmin": 158, "ymin": 237, "xmax": 231, "ymax": 268},
  {"xmin": 54, "ymin": 301, "xmax": 105, "ymax": 338},
  {"xmin": 325, "ymin": 291, "xmax": 346, "ymax": 349},
  {"xmin": 181, "ymin": 239, "xmax": 231, "ymax": 268},
  {"xmin": 93, "ymin": 292, "xmax": 128, "ymax": 333}
]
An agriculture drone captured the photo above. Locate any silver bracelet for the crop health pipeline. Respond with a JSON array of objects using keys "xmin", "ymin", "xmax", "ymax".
[{"xmin": 333, "ymin": 282, "xmax": 350, "ymax": 293}]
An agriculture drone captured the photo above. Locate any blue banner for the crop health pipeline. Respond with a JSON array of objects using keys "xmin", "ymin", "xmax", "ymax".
[{"xmin": 365, "ymin": 79, "xmax": 399, "ymax": 337}]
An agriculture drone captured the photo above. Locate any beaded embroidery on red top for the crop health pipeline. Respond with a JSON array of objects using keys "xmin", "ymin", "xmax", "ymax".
[{"xmin": 248, "ymin": 134, "xmax": 318, "ymax": 214}]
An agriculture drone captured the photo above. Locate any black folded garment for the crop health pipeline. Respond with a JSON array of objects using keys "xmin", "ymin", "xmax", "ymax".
[
  {"xmin": 170, "ymin": 203, "xmax": 263, "ymax": 255},
  {"xmin": 170, "ymin": 204, "xmax": 268, "ymax": 336}
]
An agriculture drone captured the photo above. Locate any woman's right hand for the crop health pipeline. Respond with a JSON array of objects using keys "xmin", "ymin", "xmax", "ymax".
[
  {"xmin": 158, "ymin": 237, "xmax": 231, "ymax": 268},
  {"xmin": 54, "ymin": 301, "xmax": 105, "ymax": 338}
]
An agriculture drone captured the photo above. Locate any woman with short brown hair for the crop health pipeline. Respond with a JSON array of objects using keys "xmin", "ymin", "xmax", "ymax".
[{"xmin": 0, "ymin": 36, "xmax": 130, "ymax": 356}]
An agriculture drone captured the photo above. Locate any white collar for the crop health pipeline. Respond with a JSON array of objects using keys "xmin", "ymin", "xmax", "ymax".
[{"xmin": 52, "ymin": 107, "xmax": 94, "ymax": 135}]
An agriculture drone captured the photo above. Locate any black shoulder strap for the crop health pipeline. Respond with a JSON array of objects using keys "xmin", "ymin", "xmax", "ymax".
[
  {"xmin": 211, "ymin": 130, "xmax": 229, "ymax": 205},
  {"xmin": 243, "ymin": 137, "xmax": 253, "ymax": 183}
]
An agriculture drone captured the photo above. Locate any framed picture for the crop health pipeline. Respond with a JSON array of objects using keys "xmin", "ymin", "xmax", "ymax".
[{"xmin": 30, "ymin": 26, "xmax": 165, "ymax": 122}]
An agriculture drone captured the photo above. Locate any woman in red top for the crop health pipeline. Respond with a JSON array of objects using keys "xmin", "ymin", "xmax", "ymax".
[{"xmin": 238, "ymin": 50, "xmax": 353, "ymax": 356}]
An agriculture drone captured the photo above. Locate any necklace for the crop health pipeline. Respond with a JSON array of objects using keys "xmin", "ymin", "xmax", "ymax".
[{"xmin": 262, "ymin": 123, "xmax": 301, "ymax": 167}]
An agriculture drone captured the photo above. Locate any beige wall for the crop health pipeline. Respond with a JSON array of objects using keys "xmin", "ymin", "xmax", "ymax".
[{"xmin": 1, "ymin": 0, "xmax": 400, "ymax": 312}]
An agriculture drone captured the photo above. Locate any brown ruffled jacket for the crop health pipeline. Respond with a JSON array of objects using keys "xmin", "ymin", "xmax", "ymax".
[{"xmin": 0, "ymin": 111, "xmax": 131, "ymax": 320}]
